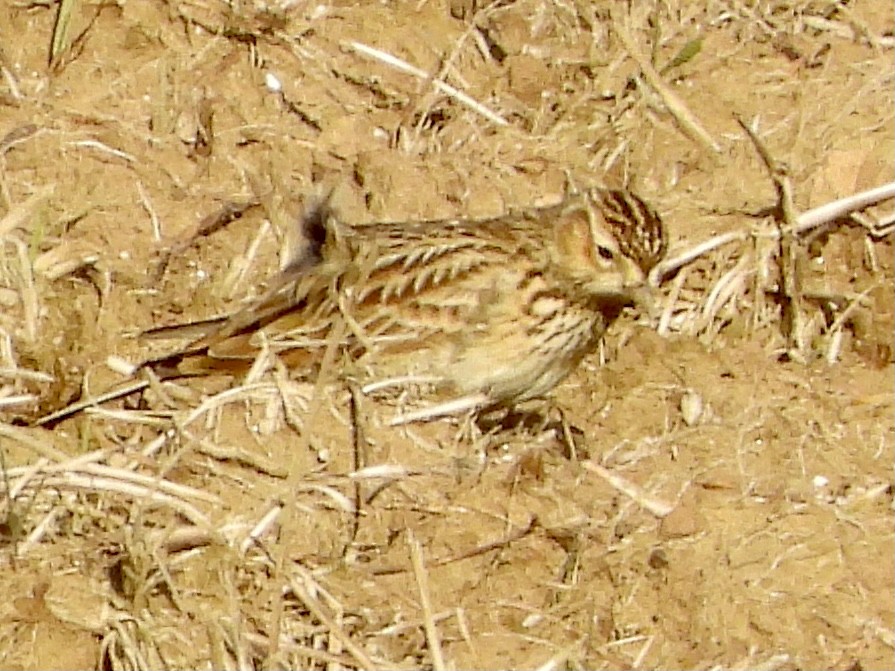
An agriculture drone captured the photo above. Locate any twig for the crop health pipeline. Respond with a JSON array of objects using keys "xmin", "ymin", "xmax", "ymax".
[
  {"xmin": 14, "ymin": 472, "xmax": 211, "ymax": 528},
  {"xmin": 824, "ymin": 283, "xmax": 879, "ymax": 364},
  {"xmin": 613, "ymin": 19, "xmax": 720, "ymax": 154},
  {"xmin": 370, "ymin": 516, "xmax": 538, "ymax": 575},
  {"xmin": 389, "ymin": 392, "xmax": 489, "ymax": 425},
  {"xmin": 0, "ymin": 368, "xmax": 54, "ymax": 383},
  {"xmin": 346, "ymin": 41, "xmax": 508, "ymax": 127},
  {"xmin": 582, "ymin": 461, "xmax": 674, "ymax": 518},
  {"xmin": 736, "ymin": 115, "xmax": 806, "ymax": 357},
  {"xmin": 239, "ymin": 501, "xmax": 284, "ymax": 555},
  {"xmin": 346, "ymin": 382, "xmax": 366, "ymax": 553},
  {"xmin": 12, "ymin": 238, "xmax": 39, "ymax": 344},
  {"xmin": 288, "ymin": 573, "xmax": 379, "ymax": 671},
  {"xmin": 408, "ymin": 531, "xmax": 447, "ymax": 671},
  {"xmin": 244, "ymin": 631, "xmax": 368, "ymax": 667},
  {"xmin": 0, "ymin": 422, "xmax": 69, "ymax": 461},
  {"xmin": 699, "ymin": 260, "xmax": 750, "ymax": 333},
  {"xmin": 801, "ymin": 14, "xmax": 895, "ymax": 49},
  {"xmin": 152, "ymin": 200, "xmax": 262, "ymax": 280},
  {"xmin": 650, "ymin": 230, "xmax": 746, "ymax": 283},
  {"xmin": 222, "ymin": 218, "xmax": 270, "ymax": 299},
  {"xmin": 34, "ymin": 379, "xmax": 151, "ymax": 427},
  {"xmin": 0, "ymin": 394, "xmax": 37, "ymax": 408},
  {"xmin": 650, "ymin": 180, "xmax": 895, "ymax": 287},
  {"xmin": 69, "ymin": 139, "xmax": 136, "ymax": 163},
  {"xmin": 657, "ymin": 267, "xmax": 688, "ymax": 336},
  {"xmin": 17, "ymin": 506, "xmax": 62, "ymax": 558},
  {"xmin": 0, "ymin": 124, "xmax": 39, "ymax": 154},
  {"xmin": 793, "ymin": 181, "xmax": 895, "ymax": 235},
  {"xmin": 135, "ymin": 181, "xmax": 162, "ymax": 242}
]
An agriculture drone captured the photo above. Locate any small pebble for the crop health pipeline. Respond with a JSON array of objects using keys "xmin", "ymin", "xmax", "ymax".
[
  {"xmin": 264, "ymin": 72, "xmax": 282, "ymax": 93},
  {"xmin": 813, "ymin": 474, "xmax": 829, "ymax": 489},
  {"xmin": 680, "ymin": 390, "xmax": 703, "ymax": 426}
]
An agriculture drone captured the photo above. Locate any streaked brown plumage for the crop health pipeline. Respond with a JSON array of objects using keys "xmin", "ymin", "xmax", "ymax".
[
  {"xmin": 141, "ymin": 187, "xmax": 666, "ymax": 415},
  {"xmin": 30, "ymin": 187, "xmax": 665, "ymax": 428}
]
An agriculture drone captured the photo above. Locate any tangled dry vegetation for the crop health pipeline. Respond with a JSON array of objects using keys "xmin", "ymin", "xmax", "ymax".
[{"xmin": 0, "ymin": 1, "xmax": 893, "ymax": 669}]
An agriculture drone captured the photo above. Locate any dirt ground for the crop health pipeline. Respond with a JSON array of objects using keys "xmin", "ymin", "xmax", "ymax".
[{"xmin": 0, "ymin": 1, "xmax": 892, "ymax": 669}]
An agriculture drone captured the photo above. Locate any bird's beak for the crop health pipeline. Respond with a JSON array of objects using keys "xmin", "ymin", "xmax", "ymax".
[
  {"xmin": 621, "ymin": 258, "xmax": 646, "ymax": 289},
  {"xmin": 627, "ymin": 285, "xmax": 657, "ymax": 318},
  {"xmin": 619, "ymin": 259, "xmax": 658, "ymax": 317}
]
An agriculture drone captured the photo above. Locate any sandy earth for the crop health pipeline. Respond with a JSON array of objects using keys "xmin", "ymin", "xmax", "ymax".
[{"xmin": 0, "ymin": 1, "xmax": 892, "ymax": 669}]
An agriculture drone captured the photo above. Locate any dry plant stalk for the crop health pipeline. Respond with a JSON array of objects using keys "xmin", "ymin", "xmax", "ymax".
[
  {"xmin": 346, "ymin": 40, "xmax": 508, "ymax": 127},
  {"xmin": 612, "ymin": 18, "xmax": 720, "ymax": 155},
  {"xmin": 370, "ymin": 516, "xmax": 538, "ymax": 575},
  {"xmin": 152, "ymin": 200, "xmax": 263, "ymax": 280},
  {"xmin": 288, "ymin": 570, "xmax": 380, "ymax": 670},
  {"xmin": 652, "ymin": 176, "xmax": 892, "ymax": 348},
  {"xmin": 582, "ymin": 461, "xmax": 674, "ymax": 518},
  {"xmin": 736, "ymin": 116, "xmax": 807, "ymax": 357},
  {"xmin": 408, "ymin": 530, "xmax": 447, "ymax": 671}
]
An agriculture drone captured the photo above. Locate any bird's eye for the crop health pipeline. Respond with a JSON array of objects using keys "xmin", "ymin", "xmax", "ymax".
[{"xmin": 596, "ymin": 246, "xmax": 615, "ymax": 261}]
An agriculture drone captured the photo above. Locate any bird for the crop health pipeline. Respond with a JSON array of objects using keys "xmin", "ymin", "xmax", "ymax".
[{"xmin": 36, "ymin": 187, "xmax": 666, "ymax": 426}]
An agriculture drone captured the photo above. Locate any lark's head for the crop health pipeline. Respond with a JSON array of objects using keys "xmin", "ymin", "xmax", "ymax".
[{"xmin": 550, "ymin": 188, "xmax": 667, "ymax": 301}]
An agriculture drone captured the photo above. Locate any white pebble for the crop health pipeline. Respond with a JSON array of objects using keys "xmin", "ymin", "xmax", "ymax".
[
  {"xmin": 264, "ymin": 72, "xmax": 282, "ymax": 92},
  {"xmin": 106, "ymin": 355, "xmax": 137, "ymax": 376},
  {"xmin": 680, "ymin": 390, "xmax": 703, "ymax": 426},
  {"xmin": 521, "ymin": 613, "xmax": 543, "ymax": 629}
]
